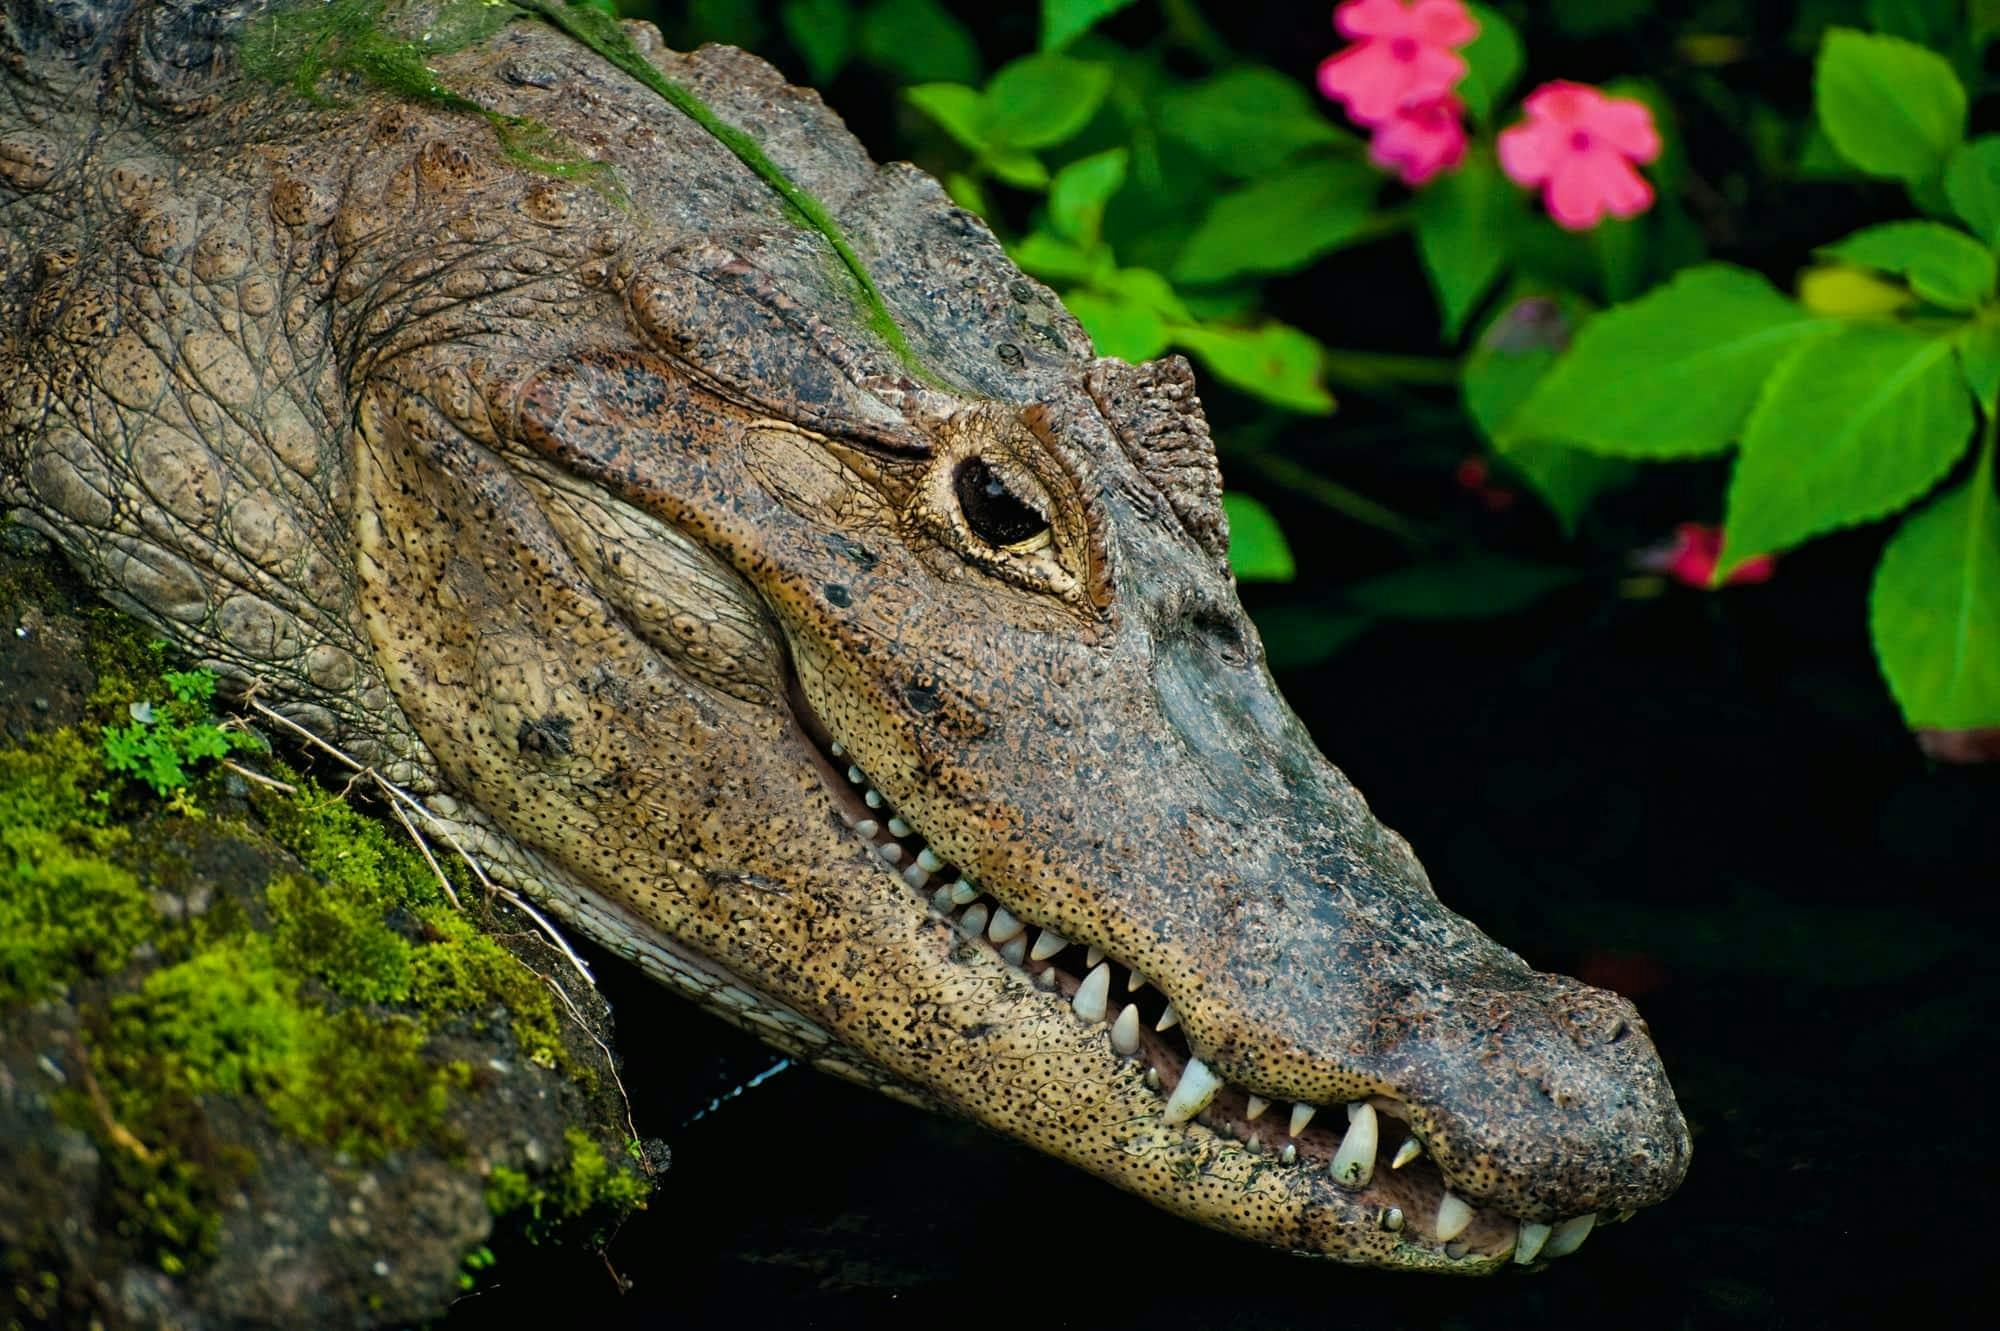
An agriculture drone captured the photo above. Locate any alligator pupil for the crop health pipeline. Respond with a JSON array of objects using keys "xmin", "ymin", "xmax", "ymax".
[{"xmin": 954, "ymin": 458, "xmax": 1048, "ymax": 548}]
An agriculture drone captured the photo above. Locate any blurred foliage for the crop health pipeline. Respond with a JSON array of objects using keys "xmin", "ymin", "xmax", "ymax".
[{"xmin": 609, "ymin": 0, "xmax": 1998, "ymax": 737}]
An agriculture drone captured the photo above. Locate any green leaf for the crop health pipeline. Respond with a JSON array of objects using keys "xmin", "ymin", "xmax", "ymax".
[
  {"xmin": 1157, "ymin": 66, "xmax": 1352, "ymax": 180},
  {"xmin": 1344, "ymin": 558, "xmax": 1580, "ymax": 620},
  {"xmin": 1944, "ymin": 137, "xmax": 2000, "ymax": 247},
  {"xmin": 1458, "ymin": 4, "xmax": 1524, "ymax": 123},
  {"xmin": 1814, "ymin": 28, "xmax": 1966, "ymax": 185},
  {"xmin": 1048, "ymin": 147, "xmax": 1129, "ymax": 246},
  {"xmin": 859, "ymin": 0, "xmax": 980, "ymax": 83},
  {"xmin": 1819, "ymin": 221, "xmax": 1997, "ymax": 312},
  {"xmin": 983, "ymin": 54, "xmax": 1113, "ymax": 150},
  {"xmin": 1959, "ymin": 321, "xmax": 2000, "ymax": 407},
  {"xmin": 905, "ymin": 83, "xmax": 987, "ymax": 152},
  {"xmin": 1722, "ymin": 323, "xmax": 1975, "ymax": 573},
  {"xmin": 1866, "ymin": 0, "xmax": 1959, "ymax": 51},
  {"xmin": 1041, "ymin": 0, "xmax": 1137, "ymax": 50},
  {"xmin": 1100, "ymin": 266, "xmax": 1190, "ymax": 321},
  {"xmin": 1172, "ymin": 160, "xmax": 1379, "ymax": 285},
  {"xmin": 1221, "ymin": 493, "xmax": 1295, "ymax": 582},
  {"xmin": 1870, "ymin": 447, "xmax": 2000, "ymax": 728},
  {"xmin": 780, "ymin": 0, "xmax": 855, "ymax": 85},
  {"xmin": 982, "ymin": 147, "xmax": 1051, "ymax": 190},
  {"xmin": 1064, "ymin": 290, "xmax": 1169, "ymax": 362},
  {"xmin": 1012, "ymin": 230, "xmax": 1099, "ymax": 283},
  {"xmin": 1499, "ymin": 440, "xmax": 1634, "ymax": 535},
  {"xmin": 1174, "ymin": 322, "xmax": 1336, "ymax": 414},
  {"xmin": 1414, "ymin": 152, "xmax": 1509, "ymax": 341},
  {"xmin": 1505, "ymin": 265, "xmax": 1832, "ymax": 459}
]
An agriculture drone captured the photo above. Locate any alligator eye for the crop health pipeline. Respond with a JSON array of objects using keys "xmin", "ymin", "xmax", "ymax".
[{"xmin": 953, "ymin": 458, "xmax": 1051, "ymax": 552}]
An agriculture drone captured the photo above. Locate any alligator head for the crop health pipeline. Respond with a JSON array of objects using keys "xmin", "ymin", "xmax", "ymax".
[{"xmin": 0, "ymin": 0, "xmax": 1688, "ymax": 1270}]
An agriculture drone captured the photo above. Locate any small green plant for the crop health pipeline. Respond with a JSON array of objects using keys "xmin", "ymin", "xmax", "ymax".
[{"xmin": 98, "ymin": 668, "xmax": 260, "ymax": 803}]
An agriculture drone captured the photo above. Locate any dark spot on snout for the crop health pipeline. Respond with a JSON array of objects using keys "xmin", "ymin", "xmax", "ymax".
[
  {"xmin": 823, "ymin": 534, "xmax": 875, "ymax": 568},
  {"xmin": 1009, "ymin": 281, "xmax": 1034, "ymax": 304},
  {"xmin": 905, "ymin": 680, "xmax": 939, "ymax": 713},
  {"xmin": 823, "ymin": 583, "xmax": 851, "ymax": 607},
  {"xmin": 516, "ymin": 712, "xmax": 573, "ymax": 759},
  {"xmin": 1558, "ymin": 988, "xmax": 1640, "ymax": 1048},
  {"xmin": 996, "ymin": 341, "xmax": 1024, "ymax": 366}
]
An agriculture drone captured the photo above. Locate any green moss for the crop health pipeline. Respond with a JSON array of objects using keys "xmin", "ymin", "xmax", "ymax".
[{"xmin": 484, "ymin": 1127, "xmax": 649, "ymax": 1239}]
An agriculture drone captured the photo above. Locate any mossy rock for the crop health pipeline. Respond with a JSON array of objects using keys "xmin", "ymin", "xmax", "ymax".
[{"xmin": 0, "ymin": 527, "xmax": 663, "ymax": 1330}]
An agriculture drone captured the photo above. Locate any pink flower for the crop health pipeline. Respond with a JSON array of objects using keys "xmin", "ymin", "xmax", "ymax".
[
  {"xmin": 1368, "ymin": 94, "xmax": 1468, "ymax": 185},
  {"xmin": 1498, "ymin": 81, "xmax": 1662, "ymax": 230},
  {"xmin": 1317, "ymin": 0, "xmax": 1480, "ymax": 128},
  {"xmin": 1638, "ymin": 524, "xmax": 1775, "ymax": 589}
]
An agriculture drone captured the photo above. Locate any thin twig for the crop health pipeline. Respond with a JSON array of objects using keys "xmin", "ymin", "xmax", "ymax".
[
  {"xmin": 221, "ymin": 759, "xmax": 297, "ymax": 793},
  {"xmin": 538, "ymin": 972, "xmax": 640, "ymax": 1149},
  {"xmin": 384, "ymin": 784, "xmax": 462, "ymax": 910}
]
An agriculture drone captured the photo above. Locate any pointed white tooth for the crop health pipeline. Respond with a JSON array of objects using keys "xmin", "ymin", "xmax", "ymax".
[
  {"xmin": 1391, "ymin": 1138, "xmax": 1423, "ymax": 1170},
  {"xmin": 1035, "ymin": 966, "xmax": 1059, "ymax": 989},
  {"xmin": 917, "ymin": 847, "xmax": 946, "ymax": 873},
  {"xmin": 1245, "ymin": 1095, "xmax": 1270, "ymax": 1121},
  {"xmin": 987, "ymin": 908, "xmax": 1024, "ymax": 944},
  {"xmin": 846, "ymin": 765, "xmax": 864, "ymax": 784},
  {"xmin": 902, "ymin": 864, "xmax": 930, "ymax": 890},
  {"xmin": 1162, "ymin": 1057, "xmax": 1220, "ymax": 1125},
  {"xmin": 999, "ymin": 933, "xmax": 1028, "ymax": 967},
  {"xmin": 1029, "ymin": 928, "xmax": 1068, "ymax": 962},
  {"xmin": 959, "ymin": 902, "xmax": 989, "ymax": 937},
  {"xmin": 1287, "ymin": 1103, "xmax": 1316, "ymax": 1138},
  {"xmin": 1382, "ymin": 1207, "xmax": 1404, "ymax": 1232},
  {"xmin": 1514, "ymin": 1220, "xmax": 1551, "ymax": 1264},
  {"xmin": 1110, "ymin": 1004, "xmax": 1142, "ymax": 1055},
  {"xmin": 1544, "ymin": 1214, "xmax": 1595, "ymax": 1258},
  {"xmin": 1154, "ymin": 1003, "xmax": 1180, "ymax": 1032},
  {"xmin": 887, "ymin": 817, "xmax": 912, "ymax": 837},
  {"xmin": 877, "ymin": 842, "xmax": 904, "ymax": 864},
  {"xmin": 1144, "ymin": 1066, "xmax": 1161, "ymax": 1089},
  {"xmin": 864, "ymin": 788, "xmax": 884, "ymax": 809},
  {"xmin": 1071, "ymin": 962, "xmax": 1110, "ymax": 1023},
  {"xmin": 1280, "ymin": 1143, "xmax": 1297, "ymax": 1165},
  {"xmin": 1127, "ymin": 970, "xmax": 1149, "ymax": 993},
  {"xmin": 1435, "ymin": 1193, "xmax": 1473, "ymax": 1242},
  {"xmin": 931, "ymin": 886, "xmax": 955, "ymax": 913},
  {"xmin": 855, "ymin": 819, "xmax": 879, "ymax": 838},
  {"xmin": 1329, "ymin": 1103, "xmax": 1378, "ymax": 1188},
  {"xmin": 1085, "ymin": 945, "xmax": 1104, "ymax": 969},
  {"xmin": 829, "ymin": 741, "xmax": 845, "ymax": 757},
  {"xmin": 950, "ymin": 881, "xmax": 977, "ymax": 906}
]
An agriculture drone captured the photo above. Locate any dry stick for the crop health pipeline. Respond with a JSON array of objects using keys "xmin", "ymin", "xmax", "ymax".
[
  {"xmin": 385, "ymin": 790, "xmax": 462, "ymax": 910},
  {"xmin": 238, "ymin": 693, "xmax": 594, "ymax": 985}
]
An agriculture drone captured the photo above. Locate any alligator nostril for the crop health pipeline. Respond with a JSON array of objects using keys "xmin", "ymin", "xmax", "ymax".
[{"xmin": 1558, "ymin": 992, "xmax": 1638, "ymax": 1048}]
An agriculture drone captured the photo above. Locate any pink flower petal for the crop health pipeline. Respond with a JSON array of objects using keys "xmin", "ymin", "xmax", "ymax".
[
  {"xmin": 1592, "ymin": 151, "xmax": 1656, "ymax": 220},
  {"xmin": 1497, "ymin": 121, "xmax": 1559, "ymax": 186},
  {"xmin": 1521, "ymin": 80, "xmax": 1602, "ymax": 126},
  {"xmin": 1369, "ymin": 99, "xmax": 1467, "ymax": 185},
  {"xmin": 1409, "ymin": 0, "xmax": 1479, "ymax": 47},
  {"xmin": 1335, "ymin": 0, "xmax": 1412, "ymax": 39},
  {"xmin": 1317, "ymin": 41, "xmax": 1464, "ymax": 125},
  {"xmin": 1545, "ymin": 154, "xmax": 1612, "ymax": 230},
  {"xmin": 1591, "ymin": 98, "xmax": 1663, "ymax": 162}
]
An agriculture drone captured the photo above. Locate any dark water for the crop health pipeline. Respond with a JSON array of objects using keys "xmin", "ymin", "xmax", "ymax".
[{"xmin": 448, "ymin": 550, "xmax": 2000, "ymax": 1329}]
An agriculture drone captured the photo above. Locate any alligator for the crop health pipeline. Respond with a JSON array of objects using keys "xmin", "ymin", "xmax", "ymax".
[{"xmin": 0, "ymin": 0, "xmax": 1689, "ymax": 1273}]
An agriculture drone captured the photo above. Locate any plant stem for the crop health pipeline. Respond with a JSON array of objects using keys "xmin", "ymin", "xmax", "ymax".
[
  {"xmin": 1233, "ymin": 448, "xmax": 1442, "ymax": 550},
  {"xmin": 1318, "ymin": 350, "xmax": 1464, "ymax": 387}
]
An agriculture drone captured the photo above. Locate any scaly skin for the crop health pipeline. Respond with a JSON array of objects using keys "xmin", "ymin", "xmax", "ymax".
[{"xmin": 0, "ymin": 0, "xmax": 1689, "ymax": 1271}]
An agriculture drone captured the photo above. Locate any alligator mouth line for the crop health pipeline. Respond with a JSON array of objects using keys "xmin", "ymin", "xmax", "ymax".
[{"xmin": 779, "ymin": 672, "xmax": 1615, "ymax": 1268}]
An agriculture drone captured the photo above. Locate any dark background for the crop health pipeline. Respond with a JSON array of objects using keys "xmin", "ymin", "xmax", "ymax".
[{"xmin": 453, "ymin": 3, "xmax": 2000, "ymax": 1326}]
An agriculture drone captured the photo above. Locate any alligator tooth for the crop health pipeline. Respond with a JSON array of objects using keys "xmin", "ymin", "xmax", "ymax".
[
  {"xmin": 1029, "ymin": 928, "xmax": 1068, "ymax": 962},
  {"xmin": 959, "ymin": 902, "xmax": 990, "ymax": 937},
  {"xmin": 829, "ymin": 741, "xmax": 845, "ymax": 757},
  {"xmin": 1072, "ymin": 962, "xmax": 1111, "ymax": 1023},
  {"xmin": 1514, "ymin": 1221, "xmax": 1551, "ymax": 1265},
  {"xmin": 855, "ymin": 819, "xmax": 880, "ymax": 838},
  {"xmin": 1287, "ymin": 1104, "xmax": 1316, "ymax": 1137},
  {"xmin": 1155, "ymin": 1003, "xmax": 1180, "ymax": 1032},
  {"xmin": 1391, "ymin": 1138, "xmax": 1423, "ymax": 1170},
  {"xmin": 1110, "ymin": 1004, "xmax": 1142, "ymax": 1055},
  {"xmin": 864, "ymin": 788, "xmax": 884, "ymax": 809},
  {"xmin": 887, "ymin": 817, "xmax": 912, "ymax": 837},
  {"xmin": 931, "ymin": 886, "xmax": 955, "ymax": 913},
  {"xmin": 1543, "ymin": 1214, "xmax": 1595, "ymax": 1258},
  {"xmin": 999, "ymin": 934, "xmax": 1028, "ymax": 967},
  {"xmin": 902, "ymin": 864, "xmax": 930, "ymax": 890},
  {"xmin": 1245, "ymin": 1095, "xmax": 1270, "ymax": 1121},
  {"xmin": 877, "ymin": 842, "xmax": 905, "ymax": 864},
  {"xmin": 1085, "ymin": 945, "xmax": 1104, "ymax": 969},
  {"xmin": 846, "ymin": 765, "xmax": 864, "ymax": 784},
  {"xmin": 1434, "ymin": 1193, "xmax": 1473, "ymax": 1242},
  {"xmin": 1162, "ymin": 1058, "xmax": 1220, "ymax": 1125},
  {"xmin": 950, "ymin": 881, "xmax": 978, "ymax": 906},
  {"xmin": 1280, "ymin": 1143, "xmax": 1298, "ymax": 1165},
  {"xmin": 1329, "ymin": 1103, "xmax": 1378, "ymax": 1188},
  {"xmin": 987, "ymin": 908, "xmax": 1024, "ymax": 944},
  {"xmin": 1035, "ymin": 966, "xmax": 1059, "ymax": 989},
  {"xmin": 1128, "ymin": 970, "xmax": 1149, "ymax": 993},
  {"xmin": 917, "ymin": 847, "xmax": 946, "ymax": 873},
  {"xmin": 1381, "ymin": 1207, "xmax": 1404, "ymax": 1233}
]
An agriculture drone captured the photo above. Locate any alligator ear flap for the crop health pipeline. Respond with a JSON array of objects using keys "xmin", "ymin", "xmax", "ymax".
[{"xmin": 1085, "ymin": 356, "xmax": 1229, "ymax": 562}]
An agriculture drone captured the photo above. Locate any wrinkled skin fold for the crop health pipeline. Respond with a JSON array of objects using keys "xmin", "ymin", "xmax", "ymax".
[{"xmin": 0, "ymin": 0, "xmax": 1689, "ymax": 1271}]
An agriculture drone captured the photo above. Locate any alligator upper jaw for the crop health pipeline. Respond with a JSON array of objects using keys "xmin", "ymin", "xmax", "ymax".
[{"xmin": 775, "ymin": 672, "xmax": 1622, "ymax": 1273}]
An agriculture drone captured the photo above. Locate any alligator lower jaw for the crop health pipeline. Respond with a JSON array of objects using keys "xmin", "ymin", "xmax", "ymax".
[{"xmin": 777, "ymin": 680, "xmax": 1610, "ymax": 1272}]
